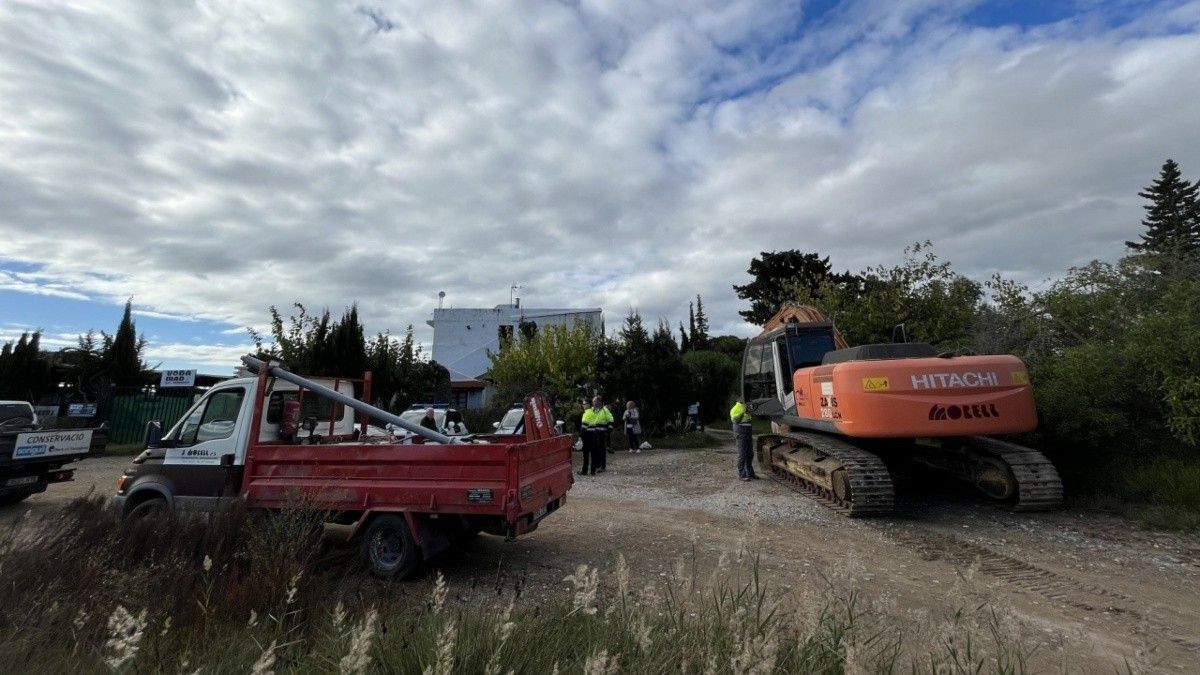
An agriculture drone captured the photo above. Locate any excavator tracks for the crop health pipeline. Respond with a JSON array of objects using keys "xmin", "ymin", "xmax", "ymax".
[
  {"xmin": 966, "ymin": 436, "xmax": 1064, "ymax": 511},
  {"xmin": 759, "ymin": 432, "xmax": 895, "ymax": 516}
]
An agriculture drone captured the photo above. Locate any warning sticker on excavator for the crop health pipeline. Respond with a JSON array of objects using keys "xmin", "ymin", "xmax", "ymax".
[
  {"xmin": 861, "ymin": 377, "xmax": 889, "ymax": 391},
  {"xmin": 1010, "ymin": 371, "xmax": 1029, "ymax": 385}
]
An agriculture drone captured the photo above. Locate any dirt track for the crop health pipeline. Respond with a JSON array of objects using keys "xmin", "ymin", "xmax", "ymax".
[{"xmin": 5, "ymin": 446, "xmax": 1199, "ymax": 672}]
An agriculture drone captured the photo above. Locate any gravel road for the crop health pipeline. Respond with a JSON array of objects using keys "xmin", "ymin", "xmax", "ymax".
[{"xmin": 4, "ymin": 446, "xmax": 1198, "ymax": 672}]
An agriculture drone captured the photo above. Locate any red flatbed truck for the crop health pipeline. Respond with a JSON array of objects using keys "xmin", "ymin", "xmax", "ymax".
[{"xmin": 113, "ymin": 356, "xmax": 573, "ymax": 578}]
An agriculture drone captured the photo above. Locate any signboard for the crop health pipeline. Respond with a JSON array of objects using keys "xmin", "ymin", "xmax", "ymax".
[
  {"xmin": 67, "ymin": 403, "xmax": 98, "ymax": 418},
  {"xmin": 160, "ymin": 369, "xmax": 197, "ymax": 388},
  {"xmin": 33, "ymin": 406, "xmax": 59, "ymax": 421},
  {"xmin": 12, "ymin": 429, "xmax": 94, "ymax": 460}
]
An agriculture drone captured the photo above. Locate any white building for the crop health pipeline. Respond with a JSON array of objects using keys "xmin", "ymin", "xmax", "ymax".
[{"xmin": 428, "ymin": 303, "xmax": 602, "ymax": 409}]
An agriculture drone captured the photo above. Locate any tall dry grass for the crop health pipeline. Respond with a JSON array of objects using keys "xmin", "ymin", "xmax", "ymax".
[{"xmin": 0, "ymin": 497, "xmax": 1046, "ymax": 673}]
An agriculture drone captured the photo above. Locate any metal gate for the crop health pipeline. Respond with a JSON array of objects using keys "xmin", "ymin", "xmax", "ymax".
[{"xmin": 104, "ymin": 390, "xmax": 194, "ymax": 445}]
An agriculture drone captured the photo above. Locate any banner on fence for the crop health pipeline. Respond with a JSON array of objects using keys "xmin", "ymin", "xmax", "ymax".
[
  {"xmin": 67, "ymin": 403, "xmax": 97, "ymax": 417},
  {"xmin": 160, "ymin": 369, "xmax": 197, "ymax": 388},
  {"xmin": 33, "ymin": 406, "xmax": 59, "ymax": 421}
]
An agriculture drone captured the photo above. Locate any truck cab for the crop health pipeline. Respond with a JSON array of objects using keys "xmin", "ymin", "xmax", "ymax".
[{"xmin": 115, "ymin": 376, "xmax": 358, "ymax": 514}]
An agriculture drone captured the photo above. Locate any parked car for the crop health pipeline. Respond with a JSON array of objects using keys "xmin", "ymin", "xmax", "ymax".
[
  {"xmin": 0, "ymin": 401, "xmax": 39, "ymax": 431},
  {"xmin": 492, "ymin": 404, "xmax": 525, "ymax": 435}
]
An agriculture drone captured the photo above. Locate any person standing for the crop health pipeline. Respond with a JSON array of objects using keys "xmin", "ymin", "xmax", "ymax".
[
  {"xmin": 580, "ymin": 395, "xmax": 614, "ymax": 475},
  {"xmin": 623, "ymin": 400, "xmax": 642, "ymax": 453},
  {"xmin": 687, "ymin": 401, "xmax": 702, "ymax": 431},
  {"xmin": 730, "ymin": 397, "xmax": 757, "ymax": 481},
  {"xmin": 420, "ymin": 407, "xmax": 439, "ymax": 432}
]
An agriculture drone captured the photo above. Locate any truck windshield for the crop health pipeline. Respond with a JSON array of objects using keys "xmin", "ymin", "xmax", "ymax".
[{"xmin": 788, "ymin": 331, "xmax": 837, "ymax": 370}]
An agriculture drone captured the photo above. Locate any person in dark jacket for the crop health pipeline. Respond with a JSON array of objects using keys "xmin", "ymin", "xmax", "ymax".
[{"xmin": 420, "ymin": 407, "xmax": 439, "ymax": 432}]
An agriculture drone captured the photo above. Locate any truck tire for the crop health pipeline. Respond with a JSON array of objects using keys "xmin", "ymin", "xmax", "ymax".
[
  {"xmin": 125, "ymin": 496, "xmax": 170, "ymax": 523},
  {"xmin": 361, "ymin": 514, "xmax": 420, "ymax": 579}
]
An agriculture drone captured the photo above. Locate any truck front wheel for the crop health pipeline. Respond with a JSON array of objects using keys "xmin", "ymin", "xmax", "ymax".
[
  {"xmin": 361, "ymin": 514, "xmax": 420, "ymax": 579},
  {"xmin": 125, "ymin": 496, "xmax": 170, "ymax": 522}
]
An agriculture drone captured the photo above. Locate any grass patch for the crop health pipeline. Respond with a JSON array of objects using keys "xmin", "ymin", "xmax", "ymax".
[
  {"xmin": 648, "ymin": 431, "xmax": 725, "ymax": 449},
  {"xmin": 0, "ymin": 497, "xmax": 1058, "ymax": 673},
  {"xmin": 1064, "ymin": 455, "xmax": 1200, "ymax": 532}
]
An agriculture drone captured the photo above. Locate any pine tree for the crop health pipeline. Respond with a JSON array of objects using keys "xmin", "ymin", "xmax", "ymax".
[
  {"xmin": 1126, "ymin": 159, "xmax": 1200, "ymax": 262},
  {"xmin": 678, "ymin": 322, "xmax": 691, "ymax": 352}
]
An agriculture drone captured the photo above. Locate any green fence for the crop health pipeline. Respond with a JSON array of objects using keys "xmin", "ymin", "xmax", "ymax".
[{"xmin": 106, "ymin": 393, "xmax": 193, "ymax": 445}]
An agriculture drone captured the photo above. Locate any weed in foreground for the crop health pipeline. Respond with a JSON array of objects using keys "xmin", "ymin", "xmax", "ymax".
[{"xmin": 0, "ymin": 497, "xmax": 1081, "ymax": 673}]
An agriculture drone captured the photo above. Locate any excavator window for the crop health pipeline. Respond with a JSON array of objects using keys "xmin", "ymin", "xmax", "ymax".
[
  {"xmin": 787, "ymin": 330, "xmax": 837, "ymax": 370},
  {"xmin": 742, "ymin": 342, "xmax": 777, "ymax": 402}
]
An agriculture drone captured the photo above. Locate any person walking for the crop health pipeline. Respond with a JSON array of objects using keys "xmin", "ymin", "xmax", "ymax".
[
  {"xmin": 687, "ymin": 401, "xmax": 702, "ymax": 432},
  {"xmin": 623, "ymin": 400, "xmax": 642, "ymax": 453},
  {"xmin": 730, "ymin": 397, "xmax": 757, "ymax": 481},
  {"xmin": 580, "ymin": 395, "xmax": 614, "ymax": 475}
]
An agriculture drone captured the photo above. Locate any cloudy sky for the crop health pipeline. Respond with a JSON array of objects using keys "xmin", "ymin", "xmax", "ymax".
[{"xmin": 2, "ymin": 0, "xmax": 1198, "ymax": 372}]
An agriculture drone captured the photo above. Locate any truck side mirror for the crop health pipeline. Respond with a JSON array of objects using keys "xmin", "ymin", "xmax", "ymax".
[
  {"xmin": 492, "ymin": 422, "xmax": 500, "ymax": 429},
  {"xmin": 220, "ymin": 453, "xmax": 235, "ymax": 467},
  {"xmin": 144, "ymin": 420, "xmax": 163, "ymax": 448},
  {"xmin": 555, "ymin": 420, "xmax": 564, "ymax": 434}
]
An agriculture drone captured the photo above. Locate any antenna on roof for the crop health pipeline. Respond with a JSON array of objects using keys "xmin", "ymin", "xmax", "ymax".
[
  {"xmin": 437, "ymin": 290, "xmax": 446, "ymax": 310},
  {"xmin": 510, "ymin": 283, "xmax": 522, "ymax": 309}
]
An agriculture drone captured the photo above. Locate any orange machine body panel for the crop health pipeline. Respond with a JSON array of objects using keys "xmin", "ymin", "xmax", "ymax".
[{"xmin": 793, "ymin": 355, "xmax": 1037, "ymax": 438}]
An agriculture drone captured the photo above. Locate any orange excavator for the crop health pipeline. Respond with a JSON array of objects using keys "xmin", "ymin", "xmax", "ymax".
[{"xmin": 743, "ymin": 304, "xmax": 1062, "ymax": 515}]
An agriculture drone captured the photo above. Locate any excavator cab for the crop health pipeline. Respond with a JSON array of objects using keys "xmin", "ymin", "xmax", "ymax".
[{"xmin": 743, "ymin": 322, "xmax": 838, "ymax": 418}]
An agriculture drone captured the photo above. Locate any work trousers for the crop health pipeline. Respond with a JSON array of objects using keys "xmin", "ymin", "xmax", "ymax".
[
  {"xmin": 626, "ymin": 428, "xmax": 641, "ymax": 451},
  {"xmin": 734, "ymin": 422, "xmax": 756, "ymax": 478},
  {"xmin": 581, "ymin": 429, "xmax": 607, "ymax": 474}
]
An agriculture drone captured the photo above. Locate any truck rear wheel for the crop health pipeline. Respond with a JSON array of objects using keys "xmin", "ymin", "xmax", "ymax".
[{"xmin": 361, "ymin": 514, "xmax": 420, "ymax": 579}]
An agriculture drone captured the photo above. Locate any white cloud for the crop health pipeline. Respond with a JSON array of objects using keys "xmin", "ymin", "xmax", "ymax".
[
  {"xmin": 143, "ymin": 343, "xmax": 253, "ymax": 373},
  {"xmin": 1, "ymin": 0, "xmax": 1198, "ymax": 344}
]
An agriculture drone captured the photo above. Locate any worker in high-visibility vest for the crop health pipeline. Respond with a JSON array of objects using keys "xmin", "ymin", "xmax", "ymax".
[
  {"xmin": 580, "ymin": 395, "xmax": 614, "ymax": 476},
  {"xmin": 730, "ymin": 397, "xmax": 758, "ymax": 481}
]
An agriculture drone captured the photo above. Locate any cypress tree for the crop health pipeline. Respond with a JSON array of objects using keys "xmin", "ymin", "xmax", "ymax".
[
  {"xmin": 692, "ymin": 295, "xmax": 710, "ymax": 349},
  {"xmin": 104, "ymin": 301, "xmax": 145, "ymax": 386},
  {"xmin": 1126, "ymin": 159, "xmax": 1200, "ymax": 261}
]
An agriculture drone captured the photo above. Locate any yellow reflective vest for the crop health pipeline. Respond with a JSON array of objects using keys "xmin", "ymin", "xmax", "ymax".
[
  {"xmin": 581, "ymin": 406, "xmax": 614, "ymax": 430},
  {"xmin": 730, "ymin": 401, "xmax": 751, "ymax": 423}
]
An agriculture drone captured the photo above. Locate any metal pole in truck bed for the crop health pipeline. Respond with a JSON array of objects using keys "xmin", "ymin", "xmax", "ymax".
[{"xmin": 240, "ymin": 355, "xmax": 458, "ymax": 444}]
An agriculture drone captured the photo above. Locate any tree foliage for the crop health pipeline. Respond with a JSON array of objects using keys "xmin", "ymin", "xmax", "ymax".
[
  {"xmin": 787, "ymin": 242, "xmax": 982, "ymax": 348},
  {"xmin": 102, "ymin": 300, "xmax": 148, "ymax": 386},
  {"xmin": 682, "ymin": 350, "xmax": 740, "ymax": 424},
  {"xmin": 485, "ymin": 320, "xmax": 601, "ymax": 405},
  {"xmin": 0, "ymin": 332, "xmax": 51, "ymax": 401},
  {"xmin": 366, "ymin": 327, "xmax": 450, "ymax": 412},
  {"xmin": 252, "ymin": 304, "xmax": 448, "ymax": 412},
  {"xmin": 734, "ymin": 250, "xmax": 860, "ymax": 325},
  {"xmin": 1126, "ymin": 158, "xmax": 1200, "ymax": 266}
]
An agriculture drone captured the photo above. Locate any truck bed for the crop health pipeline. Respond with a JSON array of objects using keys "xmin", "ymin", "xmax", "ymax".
[{"xmin": 242, "ymin": 435, "xmax": 573, "ymax": 534}]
